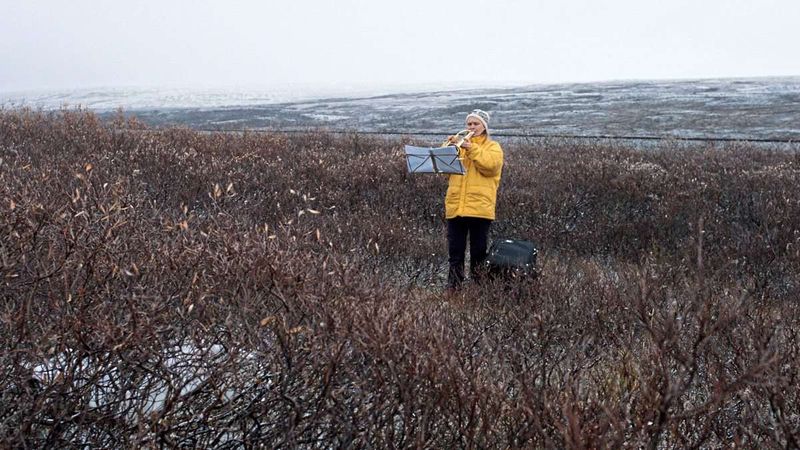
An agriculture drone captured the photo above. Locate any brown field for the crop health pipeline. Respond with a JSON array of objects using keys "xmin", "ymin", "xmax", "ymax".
[{"xmin": 1, "ymin": 108, "xmax": 799, "ymax": 448}]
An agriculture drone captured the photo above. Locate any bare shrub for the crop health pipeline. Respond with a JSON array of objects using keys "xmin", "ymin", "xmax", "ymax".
[{"xmin": 1, "ymin": 109, "xmax": 799, "ymax": 448}]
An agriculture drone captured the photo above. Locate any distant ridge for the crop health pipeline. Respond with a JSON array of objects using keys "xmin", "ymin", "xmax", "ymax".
[{"xmin": 3, "ymin": 77, "xmax": 799, "ymax": 141}]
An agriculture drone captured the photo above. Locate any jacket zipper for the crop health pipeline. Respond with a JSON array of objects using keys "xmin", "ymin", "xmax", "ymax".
[{"xmin": 458, "ymin": 149, "xmax": 469, "ymax": 215}]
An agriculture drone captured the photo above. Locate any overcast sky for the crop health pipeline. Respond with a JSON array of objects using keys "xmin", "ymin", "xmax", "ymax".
[{"xmin": 1, "ymin": 0, "xmax": 799, "ymax": 93}]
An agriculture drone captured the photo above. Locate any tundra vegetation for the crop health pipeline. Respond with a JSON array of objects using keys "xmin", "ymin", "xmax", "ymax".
[{"xmin": 1, "ymin": 109, "xmax": 799, "ymax": 448}]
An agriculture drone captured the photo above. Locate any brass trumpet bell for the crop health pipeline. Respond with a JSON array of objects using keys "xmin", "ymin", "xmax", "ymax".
[{"xmin": 442, "ymin": 129, "xmax": 474, "ymax": 148}]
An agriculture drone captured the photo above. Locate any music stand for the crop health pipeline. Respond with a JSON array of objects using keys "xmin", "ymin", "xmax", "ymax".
[{"xmin": 404, "ymin": 145, "xmax": 465, "ymax": 175}]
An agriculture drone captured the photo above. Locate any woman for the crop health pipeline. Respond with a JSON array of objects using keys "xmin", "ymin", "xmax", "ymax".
[{"xmin": 444, "ymin": 109, "xmax": 504, "ymax": 291}]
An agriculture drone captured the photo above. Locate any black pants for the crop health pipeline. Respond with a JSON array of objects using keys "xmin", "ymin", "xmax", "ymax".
[{"xmin": 447, "ymin": 216, "xmax": 492, "ymax": 289}]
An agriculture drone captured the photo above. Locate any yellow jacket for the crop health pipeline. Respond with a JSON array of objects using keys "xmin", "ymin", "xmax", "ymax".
[{"xmin": 445, "ymin": 134, "xmax": 504, "ymax": 220}]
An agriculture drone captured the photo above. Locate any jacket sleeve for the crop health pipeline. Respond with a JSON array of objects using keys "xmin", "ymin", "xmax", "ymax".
[{"xmin": 465, "ymin": 141, "xmax": 503, "ymax": 177}]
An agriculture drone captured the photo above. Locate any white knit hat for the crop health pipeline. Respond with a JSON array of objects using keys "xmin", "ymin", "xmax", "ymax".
[{"xmin": 465, "ymin": 109, "xmax": 490, "ymax": 134}]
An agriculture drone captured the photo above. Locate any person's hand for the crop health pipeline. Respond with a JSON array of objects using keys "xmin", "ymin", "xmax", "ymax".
[{"xmin": 461, "ymin": 139, "xmax": 472, "ymax": 149}]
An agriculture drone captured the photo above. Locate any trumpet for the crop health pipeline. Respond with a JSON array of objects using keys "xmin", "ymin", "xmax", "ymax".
[{"xmin": 442, "ymin": 129, "xmax": 474, "ymax": 148}]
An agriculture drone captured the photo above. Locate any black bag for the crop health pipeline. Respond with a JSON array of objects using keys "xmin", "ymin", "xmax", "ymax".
[{"xmin": 484, "ymin": 238, "xmax": 538, "ymax": 279}]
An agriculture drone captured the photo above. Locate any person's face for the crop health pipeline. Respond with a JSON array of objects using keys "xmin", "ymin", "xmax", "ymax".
[{"xmin": 466, "ymin": 118, "xmax": 485, "ymax": 136}]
